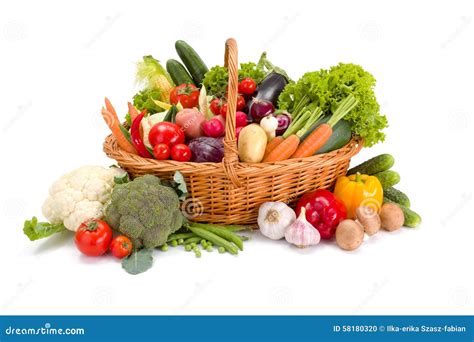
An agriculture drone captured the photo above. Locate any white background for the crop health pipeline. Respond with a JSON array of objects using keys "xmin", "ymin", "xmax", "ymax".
[{"xmin": 1, "ymin": 0, "xmax": 473, "ymax": 315}]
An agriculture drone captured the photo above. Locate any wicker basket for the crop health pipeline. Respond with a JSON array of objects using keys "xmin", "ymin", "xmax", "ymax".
[{"xmin": 104, "ymin": 38, "xmax": 363, "ymax": 224}]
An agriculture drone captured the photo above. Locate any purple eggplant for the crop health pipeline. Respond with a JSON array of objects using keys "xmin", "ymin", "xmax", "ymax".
[{"xmin": 254, "ymin": 72, "xmax": 288, "ymax": 106}]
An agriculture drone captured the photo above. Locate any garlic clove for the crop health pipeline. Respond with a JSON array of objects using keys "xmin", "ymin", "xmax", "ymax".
[{"xmin": 284, "ymin": 207, "xmax": 321, "ymax": 248}]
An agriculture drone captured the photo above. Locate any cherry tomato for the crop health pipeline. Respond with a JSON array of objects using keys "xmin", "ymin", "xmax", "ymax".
[
  {"xmin": 148, "ymin": 122, "xmax": 185, "ymax": 147},
  {"xmin": 171, "ymin": 143, "xmax": 192, "ymax": 162},
  {"xmin": 109, "ymin": 235, "xmax": 133, "ymax": 259},
  {"xmin": 238, "ymin": 78, "xmax": 257, "ymax": 95},
  {"xmin": 75, "ymin": 219, "xmax": 113, "ymax": 257},
  {"xmin": 236, "ymin": 95, "xmax": 246, "ymax": 111},
  {"xmin": 169, "ymin": 84, "xmax": 200, "ymax": 108},
  {"xmin": 220, "ymin": 103, "xmax": 228, "ymax": 117},
  {"xmin": 152, "ymin": 143, "xmax": 170, "ymax": 160},
  {"xmin": 210, "ymin": 98, "xmax": 222, "ymax": 115}
]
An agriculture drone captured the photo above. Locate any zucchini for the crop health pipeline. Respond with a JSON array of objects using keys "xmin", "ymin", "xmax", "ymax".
[
  {"xmin": 175, "ymin": 40, "xmax": 209, "ymax": 85},
  {"xmin": 347, "ymin": 154, "xmax": 395, "ymax": 175},
  {"xmin": 383, "ymin": 187, "xmax": 411, "ymax": 208},
  {"xmin": 299, "ymin": 115, "xmax": 352, "ymax": 154},
  {"xmin": 166, "ymin": 59, "xmax": 194, "ymax": 86},
  {"xmin": 384, "ymin": 198, "xmax": 421, "ymax": 228},
  {"xmin": 374, "ymin": 170, "xmax": 400, "ymax": 188}
]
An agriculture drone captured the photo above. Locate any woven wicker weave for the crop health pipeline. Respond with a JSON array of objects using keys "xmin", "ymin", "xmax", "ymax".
[{"xmin": 103, "ymin": 38, "xmax": 363, "ymax": 224}]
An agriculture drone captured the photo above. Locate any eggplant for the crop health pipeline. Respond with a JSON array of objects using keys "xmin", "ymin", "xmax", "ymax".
[{"xmin": 254, "ymin": 72, "xmax": 288, "ymax": 106}]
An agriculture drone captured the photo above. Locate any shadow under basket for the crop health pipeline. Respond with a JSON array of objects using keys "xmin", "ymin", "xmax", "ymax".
[{"xmin": 103, "ymin": 38, "xmax": 363, "ymax": 224}]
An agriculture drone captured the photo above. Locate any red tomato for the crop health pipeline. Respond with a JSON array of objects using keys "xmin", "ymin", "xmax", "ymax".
[
  {"xmin": 75, "ymin": 219, "xmax": 113, "ymax": 257},
  {"xmin": 170, "ymin": 84, "xmax": 200, "ymax": 108},
  {"xmin": 148, "ymin": 122, "xmax": 185, "ymax": 147},
  {"xmin": 236, "ymin": 95, "xmax": 246, "ymax": 111},
  {"xmin": 210, "ymin": 98, "xmax": 222, "ymax": 115},
  {"xmin": 220, "ymin": 103, "xmax": 228, "ymax": 117},
  {"xmin": 238, "ymin": 78, "xmax": 257, "ymax": 95},
  {"xmin": 152, "ymin": 143, "xmax": 170, "ymax": 160},
  {"xmin": 171, "ymin": 144, "xmax": 192, "ymax": 162},
  {"xmin": 109, "ymin": 235, "xmax": 133, "ymax": 259}
]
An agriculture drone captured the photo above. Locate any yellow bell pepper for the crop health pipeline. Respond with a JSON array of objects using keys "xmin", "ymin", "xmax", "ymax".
[{"xmin": 333, "ymin": 173, "xmax": 383, "ymax": 219}]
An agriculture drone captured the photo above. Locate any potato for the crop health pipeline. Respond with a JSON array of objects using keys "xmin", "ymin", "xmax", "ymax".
[
  {"xmin": 238, "ymin": 124, "xmax": 267, "ymax": 163},
  {"xmin": 380, "ymin": 203, "xmax": 404, "ymax": 231},
  {"xmin": 336, "ymin": 219, "xmax": 364, "ymax": 251},
  {"xmin": 356, "ymin": 206, "xmax": 381, "ymax": 236},
  {"xmin": 175, "ymin": 109, "xmax": 205, "ymax": 139}
]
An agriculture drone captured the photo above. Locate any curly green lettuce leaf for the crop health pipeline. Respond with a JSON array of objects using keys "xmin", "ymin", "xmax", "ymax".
[
  {"xmin": 132, "ymin": 88, "xmax": 163, "ymax": 114},
  {"xmin": 203, "ymin": 62, "xmax": 267, "ymax": 97},
  {"xmin": 278, "ymin": 63, "xmax": 387, "ymax": 147},
  {"xmin": 23, "ymin": 217, "xmax": 66, "ymax": 241},
  {"xmin": 239, "ymin": 62, "xmax": 266, "ymax": 83}
]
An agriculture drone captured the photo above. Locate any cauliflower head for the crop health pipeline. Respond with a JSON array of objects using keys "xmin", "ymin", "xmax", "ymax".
[
  {"xmin": 42, "ymin": 166, "xmax": 125, "ymax": 231},
  {"xmin": 105, "ymin": 175, "xmax": 183, "ymax": 249}
]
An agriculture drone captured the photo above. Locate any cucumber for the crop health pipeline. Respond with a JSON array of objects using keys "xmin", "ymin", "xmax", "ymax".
[
  {"xmin": 299, "ymin": 115, "xmax": 352, "ymax": 154},
  {"xmin": 383, "ymin": 187, "xmax": 411, "ymax": 208},
  {"xmin": 384, "ymin": 198, "xmax": 421, "ymax": 228},
  {"xmin": 373, "ymin": 170, "xmax": 400, "ymax": 188},
  {"xmin": 166, "ymin": 59, "xmax": 194, "ymax": 86},
  {"xmin": 175, "ymin": 40, "xmax": 209, "ymax": 85},
  {"xmin": 347, "ymin": 154, "xmax": 395, "ymax": 175}
]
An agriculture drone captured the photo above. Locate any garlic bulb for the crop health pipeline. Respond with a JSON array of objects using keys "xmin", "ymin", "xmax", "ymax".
[
  {"xmin": 284, "ymin": 207, "xmax": 321, "ymax": 248},
  {"xmin": 257, "ymin": 202, "xmax": 296, "ymax": 240}
]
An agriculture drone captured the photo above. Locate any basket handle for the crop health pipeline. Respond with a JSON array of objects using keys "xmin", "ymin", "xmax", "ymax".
[{"xmin": 222, "ymin": 38, "xmax": 242, "ymax": 188}]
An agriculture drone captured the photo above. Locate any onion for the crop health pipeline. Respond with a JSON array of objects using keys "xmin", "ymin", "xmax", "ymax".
[
  {"xmin": 275, "ymin": 112, "xmax": 292, "ymax": 136},
  {"xmin": 249, "ymin": 99, "xmax": 274, "ymax": 123}
]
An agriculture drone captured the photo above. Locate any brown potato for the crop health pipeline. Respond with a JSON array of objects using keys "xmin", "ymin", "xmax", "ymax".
[
  {"xmin": 336, "ymin": 219, "xmax": 364, "ymax": 251},
  {"xmin": 380, "ymin": 203, "xmax": 404, "ymax": 231},
  {"xmin": 356, "ymin": 206, "xmax": 381, "ymax": 236},
  {"xmin": 238, "ymin": 124, "xmax": 267, "ymax": 163}
]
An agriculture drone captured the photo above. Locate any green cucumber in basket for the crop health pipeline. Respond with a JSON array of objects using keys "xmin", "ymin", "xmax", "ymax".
[
  {"xmin": 347, "ymin": 153, "xmax": 394, "ymax": 175},
  {"xmin": 383, "ymin": 197, "xmax": 421, "ymax": 228},
  {"xmin": 299, "ymin": 115, "xmax": 352, "ymax": 154},
  {"xmin": 166, "ymin": 59, "xmax": 195, "ymax": 86},
  {"xmin": 383, "ymin": 187, "xmax": 411, "ymax": 208},
  {"xmin": 175, "ymin": 40, "xmax": 209, "ymax": 85},
  {"xmin": 374, "ymin": 170, "xmax": 400, "ymax": 188}
]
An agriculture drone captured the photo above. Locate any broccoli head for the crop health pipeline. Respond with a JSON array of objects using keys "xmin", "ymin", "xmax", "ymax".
[{"xmin": 105, "ymin": 175, "xmax": 183, "ymax": 249}]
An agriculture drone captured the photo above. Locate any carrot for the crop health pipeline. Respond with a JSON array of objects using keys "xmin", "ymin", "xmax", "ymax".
[
  {"xmin": 263, "ymin": 136, "xmax": 284, "ymax": 160},
  {"xmin": 127, "ymin": 102, "xmax": 140, "ymax": 123},
  {"xmin": 291, "ymin": 124, "xmax": 333, "ymax": 158},
  {"xmin": 101, "ymin": 99, "xmax": 137, "ymax": 154},
  {"xmin": 263, "ymin": 134, "xmax": 300, "ymax": 162},
  {"xmin": 291, "ymin": 95, "xmax": 359, "ymax": 158}
]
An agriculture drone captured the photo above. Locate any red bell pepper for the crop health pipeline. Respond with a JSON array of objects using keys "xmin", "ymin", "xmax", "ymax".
[
  {"xmin": 295, "ymin": 189, "xmax": 347, "ymax": 239},
  {"xmin": 130, "ymin": 110, "xmax": 152, "ymax": 158}
]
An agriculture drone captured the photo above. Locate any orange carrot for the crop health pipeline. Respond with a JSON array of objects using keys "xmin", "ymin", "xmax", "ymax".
[
  {"xmin": 127, "ymin": 102, "xmax": 140, "ymax": 123},
  {"xmin": 263, "ymin": 134, "xmax": 300, "ymax": 162},
  {"xmin": 263, "ymin": 136, "xmax": 284, "ymax": 160},
  {"xmin": 101, "ymin": 104, "xmax": 137, "ymax": 154},
  {"xmin": 291, "ymin": 123, "xmax": 332, "ymax": 158},
  {"xmin": 291, "ymin": 95, "xmax": 359, "ymax": 159}
]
